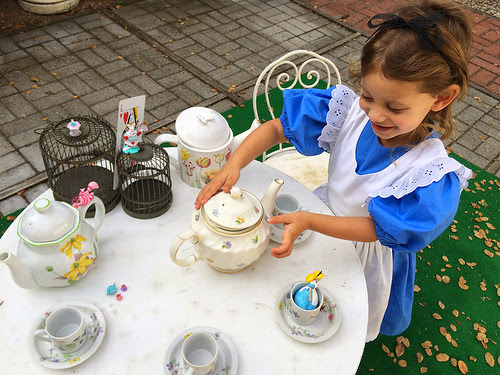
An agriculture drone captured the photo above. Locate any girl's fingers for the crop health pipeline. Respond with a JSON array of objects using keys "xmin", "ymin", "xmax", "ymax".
[
  {"xmin": 195, "ymin": 184, "xmax": 221, "ymax": 209},
  {"xmin": 194, "ymin": 170, "xmax": 240, "ymax": 209},
  {"xmin": 270, "ymin": 244, "xmax": 293, "ymax": 258},
  {"xmin": 270, "ymin": 234, "xmax": 294, "ymax": 258}
]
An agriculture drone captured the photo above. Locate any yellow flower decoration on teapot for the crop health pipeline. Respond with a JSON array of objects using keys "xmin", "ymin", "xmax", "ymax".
[
  {"xmin": 64, "ymin": 252, "xmax": 94, "ymax": 281},
  {"xmin": 60, "ymin": 234, "xmax": 86, "ymax": 258}
]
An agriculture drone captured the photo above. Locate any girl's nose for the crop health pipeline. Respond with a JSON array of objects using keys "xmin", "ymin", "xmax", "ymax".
[{"xmin": 366, "ymin": 105, "xmax": 386, "ymax": 124}]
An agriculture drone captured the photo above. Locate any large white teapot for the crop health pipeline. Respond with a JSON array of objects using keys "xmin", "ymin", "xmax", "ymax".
[
  {"xmin": 171, "ymin": 179, "xmax": 284, "ymax": 273},
  {"xmin": 154, "ymin": 107, "xmax": 259, "ymax": 188},
  {"xmin": 0, "ymin": 187, "xmax": 104, "ymax": 289}
]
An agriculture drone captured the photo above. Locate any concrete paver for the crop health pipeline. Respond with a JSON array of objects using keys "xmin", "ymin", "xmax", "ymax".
[{"xmin": 0, "ymin": 0, "xmax": 498, "ymax": 215}]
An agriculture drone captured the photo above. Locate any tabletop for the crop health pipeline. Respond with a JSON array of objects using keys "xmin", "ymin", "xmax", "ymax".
[{"xmin": 0, "ymin": 148, "xmax": 368, "ymax": 375}]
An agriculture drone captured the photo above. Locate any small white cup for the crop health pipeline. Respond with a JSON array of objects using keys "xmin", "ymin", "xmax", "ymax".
[
  {"xmin": 182, "ymin": 332, "xmax": 218, "ymax": 375},
  {"xmin": 273, "ymin": 194, "xmax": 301, "ymax": 229},
  {"xmin": 289, "ymin": 282, "xmax": 324, "ymax": 326},
  {"xmin": 273, "ymin": 193, "xmax": 301, "ymax": 216},
  {"xmin": 33, "ymin": 306, "xmax": 87, "ymax": 353}
]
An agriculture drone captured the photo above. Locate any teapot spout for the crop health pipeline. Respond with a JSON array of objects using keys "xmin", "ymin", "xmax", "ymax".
[
  {"xmin": 231, "ymin": 119, "xmax": 260, "ymax": 151},
  {"xmin": 0, "ymin": 251, "xmax": 37, "ymax": 289},
  {"xmin": 261, "ymin": 178, "xmax": 284, "ymax": 217}
]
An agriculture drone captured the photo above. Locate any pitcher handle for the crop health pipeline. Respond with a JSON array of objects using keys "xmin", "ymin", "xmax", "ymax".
[
  {"xmin": 154, "ymin": 133, "xmax": 178, "ymax": 147},
  {"xmin": 154, "ymin": 134, "xmax": 179, "ymax": 169},
  {"xmin": 170, "ymin": 230, "xmax": 200, "ymax": 267},
  {"xmin": 80, "ymin": 196, "xmax": 105, "ymax": 232}
]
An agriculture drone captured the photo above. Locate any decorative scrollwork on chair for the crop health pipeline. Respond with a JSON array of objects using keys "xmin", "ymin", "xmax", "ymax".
[{"xmin": 252, "ymin": 50, "xmax": 341, "ymax": 191}]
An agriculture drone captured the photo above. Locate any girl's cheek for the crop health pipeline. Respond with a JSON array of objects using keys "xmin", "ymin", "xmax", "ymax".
[{"xmin": 358, "ymin": 99, "xmax": 368, "ymax": 113}]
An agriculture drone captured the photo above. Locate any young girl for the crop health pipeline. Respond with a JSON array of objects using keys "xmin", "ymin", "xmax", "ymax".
[{"xmin": 195, "ymin": 0, "xmax": 473, "ymax": 341}]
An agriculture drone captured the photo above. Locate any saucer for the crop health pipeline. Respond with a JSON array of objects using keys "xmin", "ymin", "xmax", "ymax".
[
  {"xmin": 30, "ymin": 301, "xmax": 106, "ymax": 369},
  {"xmin": 164, "ymin": 326, "xmax": 238, "ymax": 375},
  {"xmin": 270, "ymin": 224, "xmax": 312, "ymax": 244},
  {"xmin": 275, "ymin": 282, "xmax": 341, "ymax": 344}
]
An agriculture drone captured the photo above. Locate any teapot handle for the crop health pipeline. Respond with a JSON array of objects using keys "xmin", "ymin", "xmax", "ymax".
[
  {"xmin": 80, "ymin": 196, "xmax": 105, "ymax": 232},
  {"xmin": 170, "ymin": 230, "xmax": 199, "ymax": 267}
]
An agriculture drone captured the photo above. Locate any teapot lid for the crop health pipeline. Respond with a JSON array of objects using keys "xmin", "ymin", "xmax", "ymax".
[
  {"xmin": 202, "ymin": 187, "xmax": 263, "ymax": 233},
  {"xmin": 17, "ymin": 198, "xmax": 79, "ymax": 245},
  {"xmin": 175, "ymin": 107, "xmax": 231, "ymax": 150}
]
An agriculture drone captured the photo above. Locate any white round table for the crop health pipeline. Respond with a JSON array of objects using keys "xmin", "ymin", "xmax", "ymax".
[{"xmin": 0, "ymin": 153, "xmax": 368, "ymax": 374}]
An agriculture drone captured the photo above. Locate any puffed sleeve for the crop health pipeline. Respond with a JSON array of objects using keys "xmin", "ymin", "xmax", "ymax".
[
  {"xmin": 279, "ymin": 87, "xmax": 334, "ymax": 156},
  {"xmin": 368, "ymin": 173, "xmax": 461, "ymax": 253}
]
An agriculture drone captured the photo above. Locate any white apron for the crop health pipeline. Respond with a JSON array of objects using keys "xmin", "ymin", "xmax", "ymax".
[{"xmin": 316, "ymin": 97, "xmax": 457, "ymax": 342}]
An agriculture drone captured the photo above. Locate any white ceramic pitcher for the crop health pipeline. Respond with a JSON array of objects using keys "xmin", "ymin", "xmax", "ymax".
[{"xmin": 154, "ymin": 107, "xmax": 259, "ymax": 188}]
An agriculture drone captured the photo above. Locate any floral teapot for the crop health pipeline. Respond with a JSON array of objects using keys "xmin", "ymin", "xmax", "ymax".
[
  {"xmin": 0, "ymin": 183, "xmax": 105, "ymax": 288},
  {"xmin": 170, "ymin": 178, "xmax": 284, "ymax": 273}
]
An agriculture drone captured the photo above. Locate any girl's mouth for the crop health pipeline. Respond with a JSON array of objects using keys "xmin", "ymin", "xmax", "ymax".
[{"xmin": 371, "ymin": 122, "xmax": 393, "ymax": 133}]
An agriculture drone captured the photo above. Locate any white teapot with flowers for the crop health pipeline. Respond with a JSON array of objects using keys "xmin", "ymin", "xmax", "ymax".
[
  {"xmin": 170, "ymin": 179, "xmax": 284, "ymax": 273},
  {"xmin": 0, "ymin": 182, "xmax": 104, "ymax": 288}
]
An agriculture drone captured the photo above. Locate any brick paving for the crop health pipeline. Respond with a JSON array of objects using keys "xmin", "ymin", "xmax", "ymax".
[{"xmin": 0, "ymin": 0, "xmax": 498, "ymax": 215}]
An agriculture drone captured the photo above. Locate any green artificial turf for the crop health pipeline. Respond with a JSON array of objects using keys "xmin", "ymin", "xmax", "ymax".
[{"xmin": 356, "ymin": 155, "xmax": 499, "ymax": 374}]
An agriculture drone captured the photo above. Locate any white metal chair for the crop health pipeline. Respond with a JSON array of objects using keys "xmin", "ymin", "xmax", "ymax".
[{"xmin": 252, "ymin": 50, "xmax": 341, "ymax": 191}]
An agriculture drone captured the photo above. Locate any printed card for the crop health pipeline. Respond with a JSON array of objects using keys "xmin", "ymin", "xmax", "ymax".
[{"xmin": 113, "ymin": 95, "xmax": 146, "ymax": 189}]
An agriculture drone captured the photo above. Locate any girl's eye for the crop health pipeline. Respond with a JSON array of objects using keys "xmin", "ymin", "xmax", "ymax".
[
  {"xmin": 388, "ymin": 106, "xmax": 404, "ymax": 113},
  {"xmin": 361, "ymin": 93, "xmax": 372, "ymax": 101}
]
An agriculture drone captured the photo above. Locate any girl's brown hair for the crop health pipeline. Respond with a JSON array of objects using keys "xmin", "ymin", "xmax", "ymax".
[{"xmin": 350, "ymin": 0, "xmax": 472, "ymax": 141}]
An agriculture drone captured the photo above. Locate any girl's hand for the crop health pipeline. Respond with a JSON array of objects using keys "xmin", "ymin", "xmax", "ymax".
[
  {"xmin": 194, "ymin": 165, "xmax": 240, "ymax": 209},
  {"xmin": 194, "ymin": 118, "xmax": 287, "ymax": 210},
  {"xmin": 267, "ymin": 212, "xmax": 309, "ymax": 258}
]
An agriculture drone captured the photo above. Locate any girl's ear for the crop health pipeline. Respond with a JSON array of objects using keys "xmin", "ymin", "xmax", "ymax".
[{"xmin": 431, "ymin": 84, "xmax": 461, "ymax": 112}]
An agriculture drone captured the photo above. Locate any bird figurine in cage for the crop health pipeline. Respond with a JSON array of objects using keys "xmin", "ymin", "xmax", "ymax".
[{"xmin": 117, "ymin": 141, "xmax": 173, "ymax": 219}]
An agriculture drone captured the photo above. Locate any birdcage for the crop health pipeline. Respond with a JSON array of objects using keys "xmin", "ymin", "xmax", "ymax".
[
  {"xmin": 38, "ymin": 115, "xmax": 120, "ymax": 213},
  {"xmin": 117, "ymin": 143, "xmax": 173, "ymax": 219}
]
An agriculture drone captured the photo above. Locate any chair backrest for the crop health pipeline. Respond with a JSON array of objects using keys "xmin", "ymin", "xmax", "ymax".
[{"xmin": 252, "ymin": 50, "xmax": 341, "ymax": 161}]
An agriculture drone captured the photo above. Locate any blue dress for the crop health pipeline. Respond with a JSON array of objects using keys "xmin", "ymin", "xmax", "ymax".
[{"xmin": 279, "ymin": 85, "xmax": 472, "ymax": 337}]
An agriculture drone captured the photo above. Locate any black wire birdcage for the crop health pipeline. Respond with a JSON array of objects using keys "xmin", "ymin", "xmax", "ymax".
[
  {"xmin": 117, "ymin": 143, "xmax": 173, "ymax": 219},
  {"xmin": 38, "ymin": 115, "xmax": 120, "ymax": 213}
]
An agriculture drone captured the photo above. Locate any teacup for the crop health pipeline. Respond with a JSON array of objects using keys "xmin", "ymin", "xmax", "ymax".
[
  {"xmin": 273, "ymin": 193, "xmax": 301, "ymax": 229},
  {"xmin": 182, "ymin": 332, "xmax": 218, "ymax": 375},
  {"xmin": 33, "ymin": 306, "xmax": 87, "ymax": 353},
  {"xmin": 289, "ymin": 282, "xmax": 324, "ymax": 326}
]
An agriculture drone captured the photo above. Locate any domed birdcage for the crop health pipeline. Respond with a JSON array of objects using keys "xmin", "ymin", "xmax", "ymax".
[
  {"xmin": 117, "ymin": 143, "xmax": 172, "ymax": 219},
  {"xmin": 38, "ymin": 115, "xmax": 120, "ymax": 213}
]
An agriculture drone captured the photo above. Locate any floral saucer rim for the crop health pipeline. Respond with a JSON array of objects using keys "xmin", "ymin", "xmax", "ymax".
[
  {"xmin": 275, "ymin": 282, "xmax": 341, "ymax": 344},
  {"xmin": 270, "ymin": 223, "xmax": 312, "ymax": 244},
  {"xmin": 30, "ymin": 300, "xmax": 106, "ymax": 369},
  {"xmin": 164, "ymin": 326, "xmax": 238, "ymax": 375}
]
